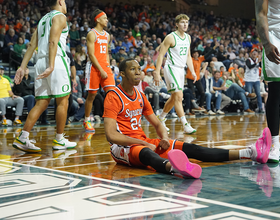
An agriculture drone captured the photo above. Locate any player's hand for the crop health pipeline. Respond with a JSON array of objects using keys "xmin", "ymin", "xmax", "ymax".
[
  {"xmin": 14, "ymin": 67, "xmax": 25, "ymax": 85},
  {"xmin": 158, "ymin": 138, "xmax": 170, "ymax": 150},
  {"xmin": 146, "ymin": 143, "xmax": 156, "ymax": 151},
  {"xmin": 72, "ymin": 78, "xmax": 77, "ymax": 88},
  {"xmin": 77, "ymin": 98, "xmax": 84, "ymax": 104},
  {"xmin": 192, "ymin": 72, "xmax": 197, "ymax": 83},
  {"xmin": 100, "ymin": 70, "xmax": 108, "ymax": 79},
  {"xmin": 36, "ymin": 67, "xmax": 54, "ymax": 80},
  {"xmin": 153, "ymin": 70, "xmax": 161, "ymax": 86},
  {"xmin": 264, "ymin": 43, "xmax": 280, "ymax": 65}
]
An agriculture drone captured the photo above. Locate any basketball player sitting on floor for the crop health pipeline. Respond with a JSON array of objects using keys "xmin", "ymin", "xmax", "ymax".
[{"xmin": 103, "ymin": 58, "xmax": 272, "ymax": 179}]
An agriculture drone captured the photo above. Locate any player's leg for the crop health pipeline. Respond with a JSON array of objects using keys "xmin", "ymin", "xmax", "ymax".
[
  {"xmin": 175, "ymin": 127, "xmax": 271, "ymax": 164},
  {"xmin": 53, "ymin": 95, "xmax": 77, "ymax": 150},
  {"xmin": 13, "ymin": 98, "xmax": 50, "ymax": 152},
  {"xmin": 84, "ymin": 68, "xmax": 101, "ymax": 131},
  {"xmin": 266, "ymin": 82, "xmax": 280, "ymax": 162}
]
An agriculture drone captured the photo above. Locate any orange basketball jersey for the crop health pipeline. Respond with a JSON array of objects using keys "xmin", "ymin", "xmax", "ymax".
[
  {"xmin": 103, "ymin": 85, "xmax": 154, "ymax": 140},
  {"xmin": 91, "ymin": 28, "xmax": 109, "ymax": 67}
]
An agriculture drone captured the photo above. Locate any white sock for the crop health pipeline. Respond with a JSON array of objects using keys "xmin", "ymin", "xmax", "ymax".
[
  {"xmin": 180, "ymin": 116, "xmax": 187, "ymax": 126},
  {"xmin": 159, "ymin": 112, "xmax": 168, "ymax": 120},
  {"xmin": 2, "ymin": 116, "xmax": 6, "ymax": 119},
  {"xmin": 272, "ymin": 135, "xmax": 280, "ymax": 148},
  {"xmin": 15, "ymin": 116, "xmax": 19, "ymax": 120},
  {"xmin": 239, "ymin": 148, "xmax": 251, "ymax": 159},
  {"xmin": 85, "ymin": 117, "xmax": 90, "ymax": 121},
  {"xmin": 19, "ymin": 130, "xmax": 29, "ymax": 139},
  {"xmin": 170, "ymin": 166, "xmax": 180, "ymax": 174},
  {"xmin": 56, "ymin": 133, "xmax": 63, "ymax": 140}
]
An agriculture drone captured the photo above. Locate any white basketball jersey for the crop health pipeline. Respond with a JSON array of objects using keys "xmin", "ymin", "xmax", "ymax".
[
  {"xmin": 37, "ymin": 10, "xmax": 68, "ymax": 58},
  {"xmin": 267, "ymin": 0, "xmax": 280, "ymax": 36},
  {"xmin": 165, "ymin": 32, "xmax": 190, "ymax": 68}
]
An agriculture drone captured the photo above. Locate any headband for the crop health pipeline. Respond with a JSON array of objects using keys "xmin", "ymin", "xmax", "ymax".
[{"xmin": 94, "ymin": 12, "xmax": 105, "ymax": 21}]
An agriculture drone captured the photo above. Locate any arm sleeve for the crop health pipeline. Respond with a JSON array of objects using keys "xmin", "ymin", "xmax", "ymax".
[
  {"xmin": 103, "ymin": 91, "xmax": 122, "ymax": 120},
  {"xmin": 245, "ymin": 59, "xmax": 258, "ymax": 69}
]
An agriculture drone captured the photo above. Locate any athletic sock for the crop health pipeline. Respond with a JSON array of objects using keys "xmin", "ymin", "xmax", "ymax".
[
  {"xmin": 85, "ymin": 117, "xmax": 90, "ymax": 121},
  {"xmin": 159, "ymin": 112, "xmax": 168, "ymax": 121},
  {"xmin": 180, "ymin": 116, "xmax": 187, "ymax": 126},
  {"xmin": 19, "ymin": 130, "xmax": 29, "ymax": 139},
  {"xmin": 15, "ymin": 116, "xmax": 19, "ymax": 120},
  {"xmin": 56, "ymin": 133, "xmax": 63, "ymax": 141},
  {"xmin": 239, "ymin": 148, "xmax": 252, "ymax": 159}
]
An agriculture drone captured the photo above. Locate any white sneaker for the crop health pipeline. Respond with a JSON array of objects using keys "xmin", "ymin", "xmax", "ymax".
[
  {"xmin": 94, "ymin": 115, "xmax": 101, "ymax": 123},
  {"xmin": 171, "ymin": 112, "xmax": 178, "ymax": 118},
  {"xmin": 184, "ymin": 123, "xmax": 196, "ymax": 134},
  {"xmin": 216, "ymin": 109, "xmax": 225, "ymax": 115},
  {"xmin": 53, "ymin": 134, "xmax": 77, "ymax": 150},
  {"xmin": 160, "ymin": 92, "xmax": 170, "ymax": 99},
  {"xmin": 207, "ymin": 110, "xmax": 216, "ymax": 115},
  {"xmin": 157, "ymin": 116, "xmax": 170, "ymax": 132},
  {"xmin": 268, "ymin": 144, "xmax": 280, "ymax": 163},
  {"xmin": 13, "ymin": 137, "xmax": 41, "ymax": 153}
]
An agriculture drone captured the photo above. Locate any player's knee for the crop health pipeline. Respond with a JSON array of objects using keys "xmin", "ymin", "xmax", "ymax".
[
  {"xmin": 87, "ymin": 92, "xmax": 97, "ymax": 101},
  {"xmin": 171, "ymin": 92, "xmax": 183, "ymax": 101}
]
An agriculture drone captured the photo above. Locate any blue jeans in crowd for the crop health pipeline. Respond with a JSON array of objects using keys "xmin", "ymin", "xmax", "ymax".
[
  {"xmin": 224, "ymin": 83, "xmax": 249, "ymax": 110},
  {"xmin": 23, "ymin": 95, "xmax": 48, "ymax": 121},
  {"xmin": 205, "ymin": 92, "xmax": 222, "ymax": 111},
  {"xmin": 159, "ymin": 88, "xmax": 175, "ymax": 113},
  {"xmin": 245, "ymin": 81, "xmax": 262, "ymax": 110}
]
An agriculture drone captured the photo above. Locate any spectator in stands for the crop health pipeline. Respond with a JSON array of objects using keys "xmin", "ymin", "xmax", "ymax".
[
  {"xmin": 117, "ymin": 17, "xmax": 130, "ymax": 34},
  {"xmin": 110, "ymin": 59, "xmax": 121, "ymax": 85},
  {"xmin": 244, "ymin": 35, "xmax": 253, "ymax": 51},
  {"xmin": 139, "ymin": 17, "xmax": 150, "ymax": 30},
  {"xmin": 80, "ymin": 36, "xmax": 87, "ymax": 54},
  {"xmin": 74, "ymin": 53, "xmax": 84, "ymax": 76},
  {"xmin": 244, "ymin": 49, "xmax": 263, "ymax": 113},
  {"xmin": 201, "ymin": 64, "xmax": 224, "ymax": 115},
  {"xmin": 70, "ymin": 75, "xmax": 85, "ymax": 122},
  {"xmin": 79, "ymin": 21, "xmax": 90, "ymax": 38},
  {"xmin": 212, "ymin": 70, "xmax": 255, "ymax": 113},
  {"xmin": 13, "ymin": 67, "xmax": 49, "ymax": 124},
  {"xmin": 0, "ymin": 17, "xmax": 9, "ymax": 32},
  {"xmin": 186, "ymin": 49, "xmax": 215, "ymax": 109},
  {"xmin": 232, "ymin": 38, "xmax": 241, "ymax": 54},
  {"xmin": 127, "ymin": 46, "xmax": 137, "ymax": 59},
  {"xmin": 135, "ymin": 33, "xmax": 143, "ymax": 48},
  {"xmin": 148, "ymin": 43, "xmax": 155, "ymax": 57},
  {"xmin": 226, "ymin": 46, "xmax": 236, "ymax": 61},
  {"xmin": 143, "ymin": 56, "xmax": 156, "ymax": 74},
  {"xmin": 69, "ymin": 24, "xmax": 80, "ymax": 48},
  {"xmin": 13, "ymin": 36, "xmax": 26, "ymax": 66},
  {"xmin": 115, "ymin": 47, "xmax": 128, "ymax": 63},
  {"xmin": 122, "ymin": 36, "xmax": 133, "ymax": 53},
  {"xmin": 216, "ymin": 44, "xmax": 231, "ymax": 70},
  {"xmin": 0, "ymin": 65, "xmax": 23, "ymax": 125},
  {"xmin": 3, "ymin": 28, "xmax": 18, "ymax": 61}
]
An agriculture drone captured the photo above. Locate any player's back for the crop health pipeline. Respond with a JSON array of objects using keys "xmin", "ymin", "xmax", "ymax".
[
  {"xmin": 37, "ymin": 10, "xmax": 68, "ymax": 59},
  {"xmin": 165, "ymin": 32, "xmax": 190, "ymax": 68},
  {"xmin": 91, "ymin": 28, "xmax": 109, "ymax": 67}
]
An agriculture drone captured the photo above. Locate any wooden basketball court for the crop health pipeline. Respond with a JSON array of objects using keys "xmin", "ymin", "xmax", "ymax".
[{"xmin": 0, "ymin": 113, "xmax": 280, "ymax": 219}]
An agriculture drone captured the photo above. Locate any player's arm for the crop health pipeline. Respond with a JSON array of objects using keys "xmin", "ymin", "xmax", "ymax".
[
  {"xmin": 154, "ymin": 34, "xmax": 174, "ymax": 85},
  {"xmin": 106, "ymin": 34, "xmax": 111, "ymax": 65},
  {"xmin": 14, "ymin": 30, "xmax": 38, "ymax": 84},
  {"xmin": 144, "ymin": 113, "xmax": 170, "ymax": 150},
  {"xmin": 87, "ymin": 31, "xmax": 108, "ymax": 79},
  {"xmin": 104, "ymin": 117, "xmax": 156, "ymax": 151},
  {"xmin": 255, "ymin": 0, "xmax": 280, "ymax": 64},
  {"xmin": 186, "ymin": 35, "xmax": 197, "ymax": 83},
  {"xmin": 36, "ymin": 14, "xmax": 67, "ymax": 80}
]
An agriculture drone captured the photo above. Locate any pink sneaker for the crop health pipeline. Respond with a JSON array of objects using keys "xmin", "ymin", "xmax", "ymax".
[
  {"xmin": 250, "ymin": 127, "xmax": 271, "ymax": 164},
  {"xmin": 168, "ymin": 149, "xmax": 202, "ymax": 179}
]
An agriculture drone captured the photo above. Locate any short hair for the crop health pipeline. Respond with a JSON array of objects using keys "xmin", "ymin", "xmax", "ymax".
[
  {"xmin": 175, "ymin": 14, "xmax": 189, "ymax": 24},
  {"xmin": 46, "ymin": 0, "xmax": 57, "ymax": 7},
  {"xmin": 119, "ymin": 58, "xmax": 136, "ymax": 72},
  {"xmin": 213, "ymin": 70, "xmax": 220, "ymax": 75},
  {"xmin": 90, "ymin": 9, "xmax": 104, "ymax": 27}
]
